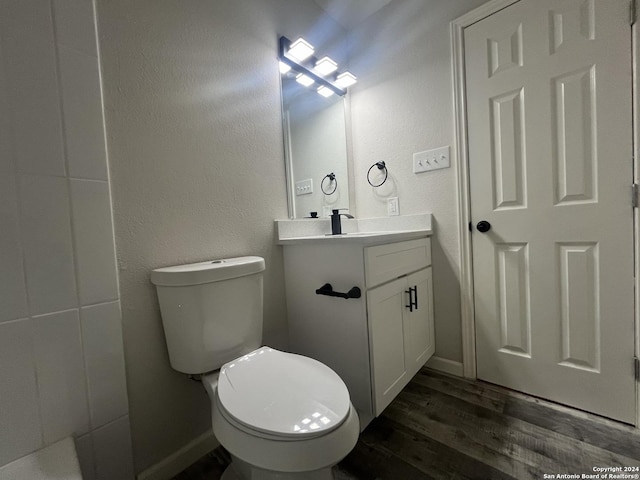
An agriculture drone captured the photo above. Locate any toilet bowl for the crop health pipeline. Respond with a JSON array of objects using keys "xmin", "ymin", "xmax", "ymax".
[
  {"xmin": 203, "ymin": 347, "xmax": 359, "ymax": 480},
  {"xmin": 151, "ymin": 257, "xmax": 359, "ymax": 479}
]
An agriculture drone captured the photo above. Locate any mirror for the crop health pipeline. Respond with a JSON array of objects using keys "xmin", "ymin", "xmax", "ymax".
[{"xmin": 280, "ymin": 71, "xmax": 352, "ymax": 219}]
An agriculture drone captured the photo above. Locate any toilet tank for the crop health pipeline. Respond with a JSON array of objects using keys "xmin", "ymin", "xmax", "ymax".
[{"xmin": 150, "ymin": 256, "xmax": 265, "ymax": 374}]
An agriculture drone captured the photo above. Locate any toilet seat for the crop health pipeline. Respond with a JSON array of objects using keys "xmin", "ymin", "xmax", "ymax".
[
  {"xmin": 216, "ymin": 347, "xmax": 351, "ymax": 440},
  {"xmin": 211, "ymin": 392, "xmax": 360, "ymax": 474}
]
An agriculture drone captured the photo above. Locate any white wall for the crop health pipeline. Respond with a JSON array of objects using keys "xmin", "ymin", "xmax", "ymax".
[
  {"xmin": 0, "ymin": 1, "xmax": 133, "ymax": 479},
  {"xmin": 95, "ymin": 0, "xmax": 345, "ymax": 473},
  {"xmin": 349, "ymin": 0, "xmax": 488, "ymax": 363}
]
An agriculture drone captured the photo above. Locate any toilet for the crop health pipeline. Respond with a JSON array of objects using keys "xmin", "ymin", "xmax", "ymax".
[{"xmin": 150, "ymin": 256, "xmax": 359, "ymax": 480}]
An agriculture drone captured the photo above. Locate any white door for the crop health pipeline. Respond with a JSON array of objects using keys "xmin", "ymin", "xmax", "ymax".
[{"xmin": 465, "ymin": 0, "xmax": 635, "ymax": 423}]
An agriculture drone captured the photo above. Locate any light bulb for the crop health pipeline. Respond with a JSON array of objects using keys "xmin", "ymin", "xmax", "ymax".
[
  {"xmin": 279, "ymin": 61, "xmax": 291, "ymax": 74},
  {"xmin": 295, "ymin": 73, "xmax": 314, "ymax": 87},
  {"xmin": 315, "ymin": 56, "xmax": 338, "ymax": 76},
  {"xmin": 317, "ymin": 85, "xmax": 334, "ymax": 97},
  {"xmin": 335, "ymin": 71, "xmax": 357, "ymax": 88},
  {"xmin": 288, "ymin": 38, "xmax": 314, "ymax": 61}
]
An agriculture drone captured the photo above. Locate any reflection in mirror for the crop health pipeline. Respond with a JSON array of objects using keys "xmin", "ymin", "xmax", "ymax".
[
  {"xmin": 281, "ymin": 75, "xmax": 349, "ymax": 218},
  {"xmin": 280, "ymin": 64, "xmax": 352, "ymax": 219}
]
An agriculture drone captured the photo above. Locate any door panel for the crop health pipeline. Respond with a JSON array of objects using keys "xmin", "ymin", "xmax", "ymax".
[
  {"xmin": 496, "ymin": 243, "xmax": 531, "ymax": 357},
  {"xmin": 465, "ymin": 0, "xmax": 635, "ymax": 423},
  {"xmin": 491, "ymin": 88, "xmax": 526, "ymax": 210},
  {"xmin": 558, "ymin": 242, "xmax": 599, "ymax": 371},
  {"xmin": 552, "ymin": 66, "xmax": 596, "ymax": 205}
]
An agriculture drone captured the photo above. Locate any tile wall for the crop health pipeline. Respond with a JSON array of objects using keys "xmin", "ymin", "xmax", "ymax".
[{"xmin": 0, "ymin": 0, "xmax": 134, "ymax": 478}]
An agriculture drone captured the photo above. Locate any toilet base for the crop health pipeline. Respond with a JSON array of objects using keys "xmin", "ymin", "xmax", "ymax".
[{"xmin": 223, "ymin": 454, "xmax": 333, "ymax": 480}]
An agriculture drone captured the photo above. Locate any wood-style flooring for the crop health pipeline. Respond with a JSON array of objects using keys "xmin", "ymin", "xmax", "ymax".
[{"xmin": 173, "ymin": 369, "xmax": 640, "ymax": 480}]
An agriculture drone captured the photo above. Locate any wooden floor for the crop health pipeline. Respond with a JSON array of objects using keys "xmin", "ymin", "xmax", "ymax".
[{"xmin": 174, "ymin": 369, "xmax": 640, "ymax": 480}]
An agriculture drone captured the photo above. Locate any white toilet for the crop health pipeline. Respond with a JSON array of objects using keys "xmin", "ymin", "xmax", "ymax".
[{"xmin": 150, "ymin": 256, "xmax": 359, "ymax": 480}]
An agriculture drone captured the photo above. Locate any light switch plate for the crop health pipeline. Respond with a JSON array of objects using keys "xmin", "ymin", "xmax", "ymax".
[
  {"xmin": 295, "ymin": 178, "xmax": 313, "ymax": 196},
  {"xmin": 413, "ymin": 146, "xmax": 450, "ymax": 173}
]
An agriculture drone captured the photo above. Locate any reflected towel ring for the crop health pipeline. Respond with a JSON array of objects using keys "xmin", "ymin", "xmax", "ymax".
[
  {"xmin": 321, "ymin": 173, "xmax": 337, "ymax": 195},
  {"xmin": 367, "ymin": 161, "xmax": 388, "ymax": 187}
]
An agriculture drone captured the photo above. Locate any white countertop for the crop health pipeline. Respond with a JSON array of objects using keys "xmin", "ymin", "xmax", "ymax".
[
  {"xmin": 275, "ymin": 214, "xmax": 433, "ymax": 245},
  {"xmin": 277, "ymin": 229, "xmax": 432, "ymax": 245}
]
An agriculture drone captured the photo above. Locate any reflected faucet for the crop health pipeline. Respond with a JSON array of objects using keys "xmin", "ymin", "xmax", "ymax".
[{"xmin": 330, "ymin": 209, "xmax": 354, "ymax": 235}]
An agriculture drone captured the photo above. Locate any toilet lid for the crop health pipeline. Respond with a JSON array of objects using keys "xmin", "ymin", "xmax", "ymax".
[{"xmin": 216, "ymin": 347, "xmax": 351, "ymax": 439}]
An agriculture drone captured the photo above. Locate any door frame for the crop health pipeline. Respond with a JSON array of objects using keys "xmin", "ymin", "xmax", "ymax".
[{"xmin": 450, "ymin": 0, "xmax": 640, "ymax": 426}]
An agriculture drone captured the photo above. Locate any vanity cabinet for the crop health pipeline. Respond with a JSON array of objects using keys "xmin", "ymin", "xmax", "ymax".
[{"xmin": 282, "ymin": 236, "xmax": 434, "ymax": 427}]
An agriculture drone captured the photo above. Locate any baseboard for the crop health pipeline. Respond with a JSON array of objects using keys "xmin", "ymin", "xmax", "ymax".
[
  {"xmin": 426, "ymin": 355, "xmax": 464, "ymax": 377},
  {"xmin": 137, "ymin": 431, "xmax": 218, "ymax": 480}
]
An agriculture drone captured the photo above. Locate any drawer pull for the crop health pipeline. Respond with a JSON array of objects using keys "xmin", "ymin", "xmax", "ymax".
[
  {"xmin": 405, "ymin": 286, "xmax": 418, "ymax": 311},
  {"xmin": 315, "ymin": 283, "xmax": 362, "ymax": 300}
]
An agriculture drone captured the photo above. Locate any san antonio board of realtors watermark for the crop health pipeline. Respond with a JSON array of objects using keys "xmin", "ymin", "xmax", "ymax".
[{"xmin": 543, "ymin": 467, "xmax": 640, "ymax": 479}]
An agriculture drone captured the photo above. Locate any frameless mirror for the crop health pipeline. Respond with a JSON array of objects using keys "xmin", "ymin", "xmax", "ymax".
[{"xmin": 280, "ymin": 71, "xmax": 352, "ymax": 219}]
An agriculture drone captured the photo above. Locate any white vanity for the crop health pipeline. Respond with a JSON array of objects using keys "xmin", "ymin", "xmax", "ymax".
[{"xmin": 277, "ymin": 214, "xmax": 434, "ymax": 429}]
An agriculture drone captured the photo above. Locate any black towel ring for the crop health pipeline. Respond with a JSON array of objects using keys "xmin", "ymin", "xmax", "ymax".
[
  {"xmin": 321, "ymin": 173, "xmax": 337, "ymax": 195},
  {"xmin": 367, "ymin": 161, "xmax": 388, "ymax": 187}
]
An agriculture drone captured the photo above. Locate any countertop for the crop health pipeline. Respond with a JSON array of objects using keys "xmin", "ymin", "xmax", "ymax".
[{"xmin": 275, "ymin": 213, "xmax": 433, "ymax": 245}]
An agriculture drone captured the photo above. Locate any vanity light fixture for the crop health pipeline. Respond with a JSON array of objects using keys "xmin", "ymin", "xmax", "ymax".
[
  {"xmin": 278, "ymin": 36, "xmax": 357, "ymax": 97},
  {"xmin": 288, "ymin": 37, "xmax": 315, "ymax": 61},
  {"xmin": 296, "ymin": 73, "xmax": 315, "ymax": 87}
]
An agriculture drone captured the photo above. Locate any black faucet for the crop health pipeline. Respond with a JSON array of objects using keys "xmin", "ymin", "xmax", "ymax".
[{"xmin": 330, "ymin": 209, "xmax": 354, "ymax": 235}]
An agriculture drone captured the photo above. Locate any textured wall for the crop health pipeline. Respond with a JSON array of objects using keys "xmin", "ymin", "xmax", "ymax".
[
  {"xmin": 349, "ymin": 0, "xmax": 487, "ymax": 363},
  {"xmin": 0, "ymin": 0, "xmax": 133, "ymax": 478},
  {"xmin": 95, "ymin": 0, "xmax": 344, "ymax": 472}
]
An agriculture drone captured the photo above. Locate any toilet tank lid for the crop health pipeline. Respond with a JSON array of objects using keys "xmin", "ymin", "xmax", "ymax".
[{"xmin": 150, "ymin": 256, "xmax": 265, "ymax": 286}]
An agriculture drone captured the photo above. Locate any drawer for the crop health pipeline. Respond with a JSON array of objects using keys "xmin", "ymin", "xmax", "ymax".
[{"xmin": 364, "ymin": 237, "xmax": 431, "ymax": 288}]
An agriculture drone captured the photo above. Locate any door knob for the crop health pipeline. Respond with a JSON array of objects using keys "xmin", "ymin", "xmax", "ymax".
[{"xmin": 476, "ymin": 221, "xmax": 491, "ymax": 233}]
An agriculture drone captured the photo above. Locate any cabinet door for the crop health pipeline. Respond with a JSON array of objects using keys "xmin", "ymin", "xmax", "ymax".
[
  {"xmin": 367, "ymin": 277, "xmax": 408, "ymax": 415},
  {"xmin": 404, "ymin": 267, "xmax": 435, "ymax": 378}
]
